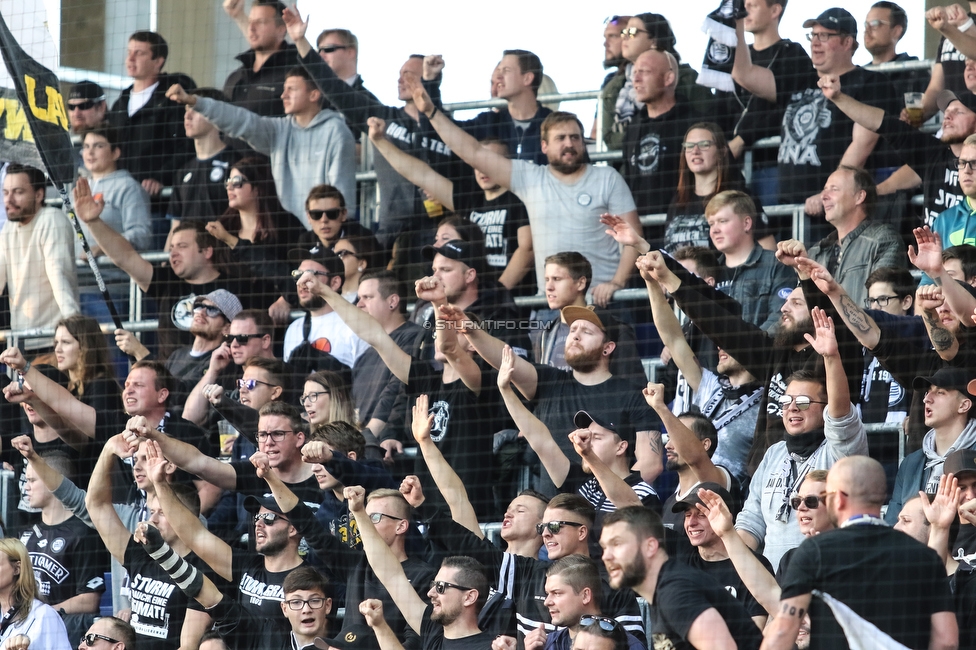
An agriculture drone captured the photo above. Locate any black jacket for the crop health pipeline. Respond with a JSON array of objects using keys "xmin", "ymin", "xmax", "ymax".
[{"xmin": 223, "ymin": 42, "xmax": 298, "ymax": 117}]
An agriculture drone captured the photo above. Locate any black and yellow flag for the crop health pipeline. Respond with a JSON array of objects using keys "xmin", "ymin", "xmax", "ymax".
[{"xmin": 0, "ymin": 9, "xmax": 72, "ymax": 189}]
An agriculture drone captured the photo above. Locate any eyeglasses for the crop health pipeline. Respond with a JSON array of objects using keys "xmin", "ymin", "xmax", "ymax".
[
  {"xmin": 291, "ymin": 269, "xmax": 332, "ymax": 280},
  {"xmin": 239, "ymin": 378, "xmax": 279, "ymax": 391},
  {"xmin": 864, "ymin": 19, "xmax": 890, "ymax": 30},
  {"xmin": 580, "ymin": 615, "xmax": 622, "ymax": 633},
  {"xmin": 369, "ymin": 512, "xmax": 404, "ymax": 524},
  {"xmin": 335, "ymin": 249, "xmax": 360, "ymax": 260},
  {"xmin": 256, "ymin": 429, "xmax": 293, "ymax": 442},
  {"xmin": 285, "ymin": 596, "xmax": 328, "ymax": 610},
  {"xmin": 308, "ymin": 208, "xmax": 344, "ymax": 221},
  {"xmin": 300, "ymin": 390, "xmax": 330, "ymax": 405},
  {"xmin": 536, "ymin": 520, "xmax": 584, "ymax": 535},
  {"xmin": 224, "ymin": 175, "xmax": 250, "ymax": 190},
  {"xmin": 682, "ymin": 140, "xmax": 714, "ymax": 151},
  {"xmin": 253, "ymin": 511, "xmax": 290, "ymax": 525},
  {"xmin": 777, "ymin": 395, "xmax": 828, "ymax": 410},
  {"xmin": 430, "ymin": 580, "xmax": 473, "ymax": 594},
  {"xmin": 806, "ymin": 32, "xmax": 846, "ymax": 42},
  {"xmin": 69, "ymin": 99, "xmax": 102, "ymax": 111},
  {"xmin": 318, "ymin": 44, "xmax": 350, "ymax": 54},
  {"xmin": 82, "ymin": 634, "xmax": 119, "ymax": 647},
  {"xmin": 790, "ymin": 494, "xmax": 826, "ymax": 510},
  {"xmin": 864, "ymin": 295, "xmax": 899, "ymax": 308},
  {"xmin": 224, "ymin": 333, "xmax": 264, "ymax": 346},
  {"xmin": 956, "ymin": 159, "xmax": 976, "ymax": 171},
  {"xmin": 620, "ymin": 27, "xmax": 649, "ymax": 39},
  {"xmin": 193, "ymin": 303, "xmax": 223, "ymax": 318}
]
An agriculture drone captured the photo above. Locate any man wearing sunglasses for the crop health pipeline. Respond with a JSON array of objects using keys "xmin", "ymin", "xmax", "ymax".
[
  {"xmin": 164, "ymin": 290, "xmax": 242, "ymax": 395},
  {"xmin": 862, "ymin": 2, "xmax": 928, "ymax": 100},
  {"xmin": 79, "ymin": 617, "xmax": 136, "ymax": 650},
  {"xmin": 67, "ymin": 80, "xmax": 108, "ymax": 172}
]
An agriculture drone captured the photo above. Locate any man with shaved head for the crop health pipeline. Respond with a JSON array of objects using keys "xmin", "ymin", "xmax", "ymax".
[{"xmin": 762, "ymin": 456, "xmax": 958, "ymax": 650}]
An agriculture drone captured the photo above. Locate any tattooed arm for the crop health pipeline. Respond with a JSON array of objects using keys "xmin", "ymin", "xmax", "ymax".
[
  {"xmin": 760, "ymin": 594, "xmax": 811, "ymax": 650},
  {"xmin": 795, "ymin": 257, "xmax": 881, "ymax": 350},
  {"xmin": 917, "ymin": 285, "xmax": 960, "ymax": 361}
]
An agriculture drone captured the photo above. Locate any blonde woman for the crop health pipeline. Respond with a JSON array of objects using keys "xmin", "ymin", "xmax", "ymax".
[{"xmin": 0, "ymin": 539, "xmax": 71, "ymax": 650}]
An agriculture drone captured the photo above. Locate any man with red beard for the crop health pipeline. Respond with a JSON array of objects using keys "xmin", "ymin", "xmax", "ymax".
[
  {"xmin": 400, "ymin": 74, "xmax": 641, "ymax": 306},
  {"xmin": 449, "ymin": 304, "xmax": 660, "ymax": 497}
]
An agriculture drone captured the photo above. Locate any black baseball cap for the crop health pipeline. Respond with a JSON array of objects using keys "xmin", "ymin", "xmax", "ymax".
[
  {"xmin": 422, "ymin": 238, "xmax": 485, "ymax": 273},
  {"xmin": 573, "ymin": 409, "xmax": 635, "ymax": 446},
  {"xmin": 945, "ymin": 449, "xmax": 976, "ymax": 477},
  {"xmin": 913, "ymin": 367, "xmax": 976, "ymax": 395},
  {"xmin": 938, "ymin": 90, "xmax": 976, "ymax": 115},
  {"xmin": 288, "ymin": 244, "xmax": 345, "ymax": 279},
  {"xmin": 803, "ymin": 8, "xmax": 858, "ymax": 38},
  {"xmin": 671, "ymin": 482, "xmax": 734, "ymax": 513},
  {"xmin": 68, "ymin": 80, "xmax": 105, "ymax": 102},
  {"xmin": 314, "ymin": 625, "xmax": 380, "ymax": 650},
  {"xmin": 243, "ymin": 495, "xmax": 287, "ymax": 517}
]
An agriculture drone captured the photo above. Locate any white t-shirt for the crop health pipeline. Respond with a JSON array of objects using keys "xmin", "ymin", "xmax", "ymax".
[
  {"xmin": 508, "ymin": 160, "xmax": 636, "ymax": 294},
  {"xmin": 283, "ymin": 310, "xmax": 369, "ymax": 369},
  {"xmin": 128, "ymin": 81, "xmax": 159, "ymax": 116}
]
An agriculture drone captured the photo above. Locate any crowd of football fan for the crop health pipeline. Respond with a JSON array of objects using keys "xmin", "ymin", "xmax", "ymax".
[{"xmin": 6, "ymin": 0, "xmax": 976, "ymax": 648}]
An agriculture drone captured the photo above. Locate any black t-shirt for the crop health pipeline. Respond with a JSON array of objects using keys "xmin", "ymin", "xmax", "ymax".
[
  {"xmin": 166, "ymin": 149, "xmax": 236, "ymax": 221},
  {"xmin": 18, "ymin": 516, "xmax": 108, "ymax": 606},
  {"xmin": 122, "ymin": 538, "xmax": 207, "ymax": 650},
  {"xmin": 405, "ymin": 358, "xmax": 495, "ymax": 519},
  {"xmin": 451, "ymin": 188, "xmax": 533, "ymax": 294},
  {"xmin": 532, "ymin": 365, "xmax": 658, "ymax": 493},
  {"xmin": 685, "ymin": 551, "xmax": 772, "ymax": 620},
  {"xmin": 420, "ymin": 605, "xmax": 493, "ymax": 650},
  {"xmin": 147, "ymin": 266, "xmax": 276, "ymax": 360},
  {"xmin": 649, "ymin": 558, "xmax": 763, "ymax": 650},
  {"xmin": 233, "ymin": 550, "xmax": 302, "ymax": 631},
  {"xmin": 731, "ymin": 39, "xmax": 812, "ymax": 168},
  {"xmin": 621, "ymin": 103, "xmax": 708, "ymax": 220},
  {"xmin": 953, "ymin": 523, "xmax": 976, "ymax": 561},
  {"xmin": 939, "ymin": 23, "xmax": 975, "ymax": 95},
  {"xmin": 780, "ymin": 524, "xmax": 954, "ymax": 650},
  {"xmin": 231, "ymin": 460, "xmax": 323, "ymax": 513},
  {"xmin": 776, "ymin": 66, "xmax": 899, "ymax": 204}
]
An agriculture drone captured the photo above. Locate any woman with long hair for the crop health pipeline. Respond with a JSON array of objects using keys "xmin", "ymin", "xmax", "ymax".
[
  {"xmin": 0, "ymin": 539, "xmax": 72, "ymax": 649},
  {"xmin": 302, "ymin": 370, "xmax": 356, "ymax": 430},
  {"xmin": 664, "ymin": 122, "xmax": 775, "ymax": 253},
  {"xmin": 334, "ymin": 230, "xmax": 383, "ymax": 302},
  {"xmin": 206, "ymin": 156, "xmax": 305, "ymax": 320}
]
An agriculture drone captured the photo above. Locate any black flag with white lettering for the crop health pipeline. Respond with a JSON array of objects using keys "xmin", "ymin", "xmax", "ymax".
[
  {"xmin": 0, "ymin": 9, "xmax": 125, "ymax": 331},
  {"xmin": 0, "ymin": 9, "xmax": 73, "ymax": 188}
]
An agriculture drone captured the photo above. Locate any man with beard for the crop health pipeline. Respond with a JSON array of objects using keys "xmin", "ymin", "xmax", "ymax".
[
  {"xmin": 819, "ymin": 77, "xmax": 976, "ymax": 228},
  {"xmin": 638, "ymin": 248, "xmax": 864, "ymax": 477},
  {"xmin": 401, "ymin": 74, "xmax": 641, "ymax": 305},
  {"xmin": 646, "ymin": 267, "xmax": 762, "ymax": 483},
  {"xmin": 764, "ymin": 456, "xmax": 957, "ymax": 650},
  {"xmin": 282, "ymin": 245, "xmax": 368, "ymax": 367},
  {"xmin": 0, "ymin": 165, "xmax": 79, "ymax": 353},
  {"xmin": 599, "ymin": 506, "xmax": 763, "ymax": 650},
  {"xmin": 450, "ymin": 304, "xmax": 660, "ymax": 496},
  {"xmin": 162, "ymin": 290, "xmax": 242, "ymax": 396},
  {"xmin": 346, "ymin": 485, "xmax": 494, "ymax": 650}
]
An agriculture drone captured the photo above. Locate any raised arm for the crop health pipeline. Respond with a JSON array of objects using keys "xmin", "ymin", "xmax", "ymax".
[
  {"xmin": 435, "ymin": 305, "xmax": 482, "ymax": 395},
  {"xmin": 916, "ymin": 286, "xmax": 960, "ymax": 361},
  {"xmin": 595, "ymin": 211, "xmax": 643, "ymax": 308},
  {"xmin": 644, "ymin": 272, "xmax": 702, "ymax": 391},
  {"xmin": 1, "ymin": 347, "xmax": 96, "ymax": 439},
  {"xmin": 125, "ymin": 419, "xmax": 237, "ymax": 490},
  {"xmin": 818, "ymin": 74, "xmax": 884, "ymax": 132},
  {"xmin": 643, "ymin": 383, "xmax": 725, "ymax": 485},
  {"xmin": 731, "ymin": 18, "xmax": 776, "ymax": 102},
  {"xmin": 73, "ymin": 177, "xmax": 153, "ymax": 292},
  {"xmin": 570, "ymin": 429, "xmax": 641, "ymax": 508},
  {"xmin": 699, "ymin": 489, "xmax": 780, "ymax": 615},
  {"xmin": 911, "ymin": 227, "xmax": 976, "ymax": 327},
  {"xmin": 920, "ymin": 473, "xmax": 962, "ymax": 565},
  {"xmin": 362, "ymin": 600, "xmax": 408, "ymax": 650},
  {"xmin": 146, "ymin": 440, "xmax": 233, "ymax": 580},
  {"xmin": 794, "ymin": 257, "xmax": 882, "ymax": 350},
  {"xmin": 928, "ymin": 4, "xmax": 976, "ymax": 60},
  {"xmin": 346, "ymin": 486, "xmax": 427, "ymax": 633},
  {"xmin": 760, "ymin": 593, "xmax": 811, "ymax": 650},
  {"xmin": 10, "ymin": 436, "xmax": 63, "ymax": 493},
  {"xmin": 368, "ymin": 117, "xmax": 455, "ymax": 210},
  {"xmin": 182, "ymin": 344, "xmax": 233, "ymax": 424},
  {"xmin": 411, "ymin": 395, "xmax": 480, "ymax": 534},
  {"xmin": 497, "ymin": 345, "xmax": 570, "ymax": 487},
  {"xmin": 403, "ymin": 73, "xmax": 512, "ymax": 188},
  {"xmin": 302, "ymin": 271, "xmax": 410, "ymax": 382},
  {"xmin": 802, "ymin": 308, "xmax": 850, "ymax": 418},
  {"xmin": 85, "ymin": 434, "xmax": 136, "ymax": 563},
  {"xmin": 439, "ymin": 304, "xmax": 538, "ymax": 398}
]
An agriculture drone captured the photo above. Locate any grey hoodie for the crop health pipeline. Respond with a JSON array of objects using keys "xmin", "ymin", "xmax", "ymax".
[{"xmin": 193, "ymin": 97, "xmax": 356, "ymax": 226}]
